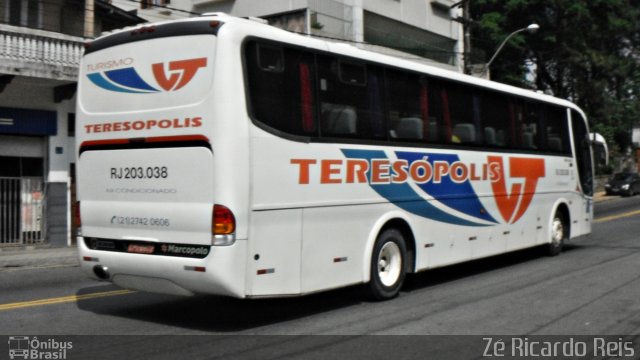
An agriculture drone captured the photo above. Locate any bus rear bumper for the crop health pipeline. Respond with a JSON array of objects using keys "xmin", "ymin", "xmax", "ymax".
[{"xmin": 77, "ymin": 237, "xmax": 248, "ymax": 298}]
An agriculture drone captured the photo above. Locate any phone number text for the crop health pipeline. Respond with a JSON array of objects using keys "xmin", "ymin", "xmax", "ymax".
[{"xmin": 110, "ymin": 216, "xmax": 170, "ymax": 227}]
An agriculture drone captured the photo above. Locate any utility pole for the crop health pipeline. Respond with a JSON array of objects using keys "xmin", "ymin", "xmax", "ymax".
[
  {"xmin": 451, "ymin": 0, "xmax": 472, "ymax": 74},
  {"xmin": 352, "ymin": 0, "xmax": 364, "ymax": 44},
  {"xmin": 84, "ymin": 0, "xmax": 95, "ymax": 38}
]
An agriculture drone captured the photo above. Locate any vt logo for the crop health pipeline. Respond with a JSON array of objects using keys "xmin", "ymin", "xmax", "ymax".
[
  {"xmin": 87, "ymin": 57, "xmax": 208, "ymax": 94},
  {"xmin": 152, "ymin": 58, "xmax": 207, "ymax": 91},
  {"xmin": 488, "ymin": 156, "xmax": 545, "ymax": 224}
]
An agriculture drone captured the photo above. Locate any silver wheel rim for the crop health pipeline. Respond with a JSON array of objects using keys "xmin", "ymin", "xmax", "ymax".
[
  {"xmin": 551, "ymin": 217, "xmax": 564, "ymax": 246},
  {"xmin": 377, "ymin": 242, "xmax": 402, "ymax": 287}
]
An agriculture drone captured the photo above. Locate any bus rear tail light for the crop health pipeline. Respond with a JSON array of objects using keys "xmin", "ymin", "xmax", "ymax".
[
  {"xmin": 213, "ymin": 204, "xmax": 235, "ymax": 233},
  {"xmin": 212, "ymin": 204, "xmax": 235, "ymax": 246}
]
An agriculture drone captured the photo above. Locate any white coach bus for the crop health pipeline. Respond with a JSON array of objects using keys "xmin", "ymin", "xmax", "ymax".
[{"xmin": 76, "ymin": 13, "xmax": 593, "ymax": 300}]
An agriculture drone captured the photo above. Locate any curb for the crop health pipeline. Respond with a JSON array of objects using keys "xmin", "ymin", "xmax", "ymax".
[{"xmin": 0, "ymin": 246, "xmax": 79, "ymax": 270}]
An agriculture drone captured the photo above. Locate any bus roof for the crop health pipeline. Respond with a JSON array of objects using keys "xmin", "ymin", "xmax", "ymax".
[{"xmin": 91, "ymin": 13, "xmax": 584, "ymax": 117}]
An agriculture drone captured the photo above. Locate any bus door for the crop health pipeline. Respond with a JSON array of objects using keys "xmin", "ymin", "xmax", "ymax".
[{"xmin": 570, "ymin": 110, "xmax": 594, "ymax": 234}]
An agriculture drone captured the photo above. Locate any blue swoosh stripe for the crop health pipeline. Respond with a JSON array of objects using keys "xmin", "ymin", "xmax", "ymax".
[
  {"xmin": 87, "ymin": 73, "xmax": 152, "ymax": 94},
  {"xmin": 104, "ymin": 68, "xmax": 158, "ymax": 92},
  {"xmin": 341, "ymin": 149, "xmax": 489, "ymax": 227},
  {"xmin": 395, "ymin": 151, "xmax": 497, "ymax": 224}
]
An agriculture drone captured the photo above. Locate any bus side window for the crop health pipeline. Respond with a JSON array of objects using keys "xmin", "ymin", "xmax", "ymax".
[
  {"xmin": 339, "ymin": 60, "xmax": 366, "ymax": 86},
  {"xmin": 438, "ymin": 88, "xmax": 452, "ymax": 143},
  {"xmin": 481, "ymin": 91, "xmax": 509, "ymax": 148},
  {"xmin": 445, "ymin": 83, "xmax": 478, "ymax": 145},
  {"xmin": 366, "ymin": 67, "xmax": 385, "ymax": 139},
  {"xmin": 245, "ymin": 41, "xmax": 316, "ymax": 136},
  {"xmin": 385, "ymin": 69, "xmax": 427, "ymax": 142},
  {"xmin": 299, "ymin": 62, "xmax": 315, "ymax": 133},
  {"xmin": 508, "ymin": 100, "xmax": 524, "ymax": 149},
  {"xmin": 545, "ymin": 106, "xmax": 570, "ymax": 154},
  {"xmin": 317, "ymin": 55, "xmax": 384, "ymax": 140},
  {"xmin": 321, "ymin": 103, "xmax": 357, "ymax": 136},
  {"xmin": 522, "ymin": 102, "xmax": 541, "ymax": 149},
  {"xmin": 257, "ymin": 44, "xmax": 284, "ymax": 72}
]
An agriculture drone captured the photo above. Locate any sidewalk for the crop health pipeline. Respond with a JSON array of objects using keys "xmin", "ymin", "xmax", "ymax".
[
  {"xmin": 0, "ymin": 245, "xmax": 79, "ymax": 270},
  {"xmin": 593, "ymin": 191, "xmax": 612, "ymax": 203}
]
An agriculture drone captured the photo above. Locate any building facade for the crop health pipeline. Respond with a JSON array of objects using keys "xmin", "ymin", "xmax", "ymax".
[
  {"xmin": 0, "ymin": 0, "xmax": 143, "ymax": 247},
  {"xmin": 109, "ymin": 0, "xmax": 194, "ymax": 23},
  {"xmin": 193, "ymin": 0, "xmax": 464, "ymax": 71},
  {"xmin": 110, "ymin": 0, "xmax": 464, "ymax": 70}
]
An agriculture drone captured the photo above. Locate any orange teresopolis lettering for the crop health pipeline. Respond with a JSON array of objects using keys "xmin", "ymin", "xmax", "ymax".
[
  {"xmin": 371, "ymin": 160, "xmax": 391, "ymax": 184},
  {"xmin": 84, "ymin": 117, "xmax": 203, "ymax": 134},
  {"xmin": 291, "ymin": 157, "xmax": 506, "ymax": 185},
  {"xmin": 346, "ymin": 159, "xmax": 369, "ymax": 183},
  {"xmin": 409, "ymin": 159, "xmax": 432, "ymax": 183},
  {"xmin": 391, "ymin": 160, "xmax": 409, "ymax": 183},
  {"xmin": 290, "ymin": 159, "xmax": 317, "ymax": 184},
  {"xmin": 321, "ymin": 160, "xmax": 343, "ymax": 184}
]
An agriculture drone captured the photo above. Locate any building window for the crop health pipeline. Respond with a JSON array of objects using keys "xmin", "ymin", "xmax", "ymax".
[
  {"xmin": 431, "ymin": 1, "xmax": 451, "ymax": 19},
  {"xmin": 67, "ymin": 113, "xmax": 75, "ymax": 137},
  {"xmin": 364, "ymin": 11, "xmax": 457, "ymax": 65},
  {"xmin": 6, "ymin": 0, "xmax": 42, "ymax": 29},
  {"xmin": 264, "ymin": 10, "xmax": 307, "ymax": 33},
  {"xmin": 0, "ymin": 156, "xmax": 43, "ymax": 177},
  {"xmin": 141, "ymin": 0, "xmax": 171, "ymax": 9}
]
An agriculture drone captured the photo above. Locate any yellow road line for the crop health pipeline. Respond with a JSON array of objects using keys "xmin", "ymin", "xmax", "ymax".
[
  {"xmin": 0, "ymin": 289, "xmax": 134, "ymax": 311},
  {"xmin": 594, "ymin": 209, "xmax": 640, "ymax": 224}
]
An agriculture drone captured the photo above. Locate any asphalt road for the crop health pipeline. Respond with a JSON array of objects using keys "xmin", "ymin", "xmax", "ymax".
[{"xmin": 1, "ymin": 196, "xmax": 640, "ymax": 359}]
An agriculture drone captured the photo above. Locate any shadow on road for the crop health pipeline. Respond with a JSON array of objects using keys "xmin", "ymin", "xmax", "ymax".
[
  {"xmin": 75, "ymin": 283, "xmax": 363, "ymax": 332},
  {"xmin": 404, "ymin": 244, "xmax": 583, "ymax": 292},
  {"xmin": 75, "ymin": 244, "xmax": 584, "ymax": 332}
]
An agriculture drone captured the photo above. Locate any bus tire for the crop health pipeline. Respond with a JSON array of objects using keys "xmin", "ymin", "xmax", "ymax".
[
  {"xmin": 365, "ymin": 228, "xmax": 407, "ymax": 301},
  {"xmin": 548, "ymin": 211, "xmax": 567, "ymax": 256}
]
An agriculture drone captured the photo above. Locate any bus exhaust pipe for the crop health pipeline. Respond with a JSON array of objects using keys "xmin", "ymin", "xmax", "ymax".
[{"xmin": 93, "ymin": 265, "xmax": 110, "ymax": 280}]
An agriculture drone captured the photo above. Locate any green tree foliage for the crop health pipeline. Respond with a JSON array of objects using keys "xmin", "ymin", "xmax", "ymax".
[{"xmin": 469, "ymin": 0, "xmax": 640, "ymax": 150}]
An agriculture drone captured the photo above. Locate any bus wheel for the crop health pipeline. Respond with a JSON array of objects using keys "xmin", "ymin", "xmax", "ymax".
[
  {"xmin": 365, "ymin": 228, "xmax": 407, "ymax": 300},
  {"xmin": 548, "ymin": 212, "xmax": 566, "ymax": 256}
]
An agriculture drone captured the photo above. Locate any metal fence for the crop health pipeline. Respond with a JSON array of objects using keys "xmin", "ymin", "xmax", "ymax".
[{"xmin": 0, "ymin": 177, "xmax": 46, "ymax": 246}]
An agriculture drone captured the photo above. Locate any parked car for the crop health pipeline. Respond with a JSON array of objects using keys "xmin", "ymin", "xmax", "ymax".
[{"xmin": 605, "ymin": 172, "xmax": 640, "ymax": 196}]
